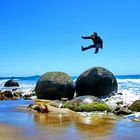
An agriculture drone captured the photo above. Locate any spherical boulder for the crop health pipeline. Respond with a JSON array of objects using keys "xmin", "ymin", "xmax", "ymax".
[
  {"xmin": 64, "ymin": 95, "xmax": 109, "ymax": 112},
  {"xmin": 35, "ymin": 72, "xmax": 75, "ymax": 100},
  {"xmin": 4, "ymin": 80, "xmax": 19, "ymax": 87},
  {"xmin": 75, "ymin": 67, "xmax": 118, "ymax": 97}
]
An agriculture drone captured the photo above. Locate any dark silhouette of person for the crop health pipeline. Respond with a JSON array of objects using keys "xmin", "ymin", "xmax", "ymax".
[{"xmin": 81, "ymin": 32, "xmax": 103, "ymax": 54}]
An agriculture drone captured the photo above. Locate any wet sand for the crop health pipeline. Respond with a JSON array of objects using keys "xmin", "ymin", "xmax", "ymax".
[
  {"xmin": 0, "ymin": 123, "xmax": 25, "ymax": 140},
  {"xmin": 0, "ymin": 114, "xmax": 115, "ymax": 140},
  {"xmin": 0, "ymin": 100, "xmax": 140, "ymax": 140}
]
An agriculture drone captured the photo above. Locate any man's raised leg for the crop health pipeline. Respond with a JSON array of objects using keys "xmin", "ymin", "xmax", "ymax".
[{"xmin": 81, "ymin": 45, "xmax": 95, "ymax": 51}]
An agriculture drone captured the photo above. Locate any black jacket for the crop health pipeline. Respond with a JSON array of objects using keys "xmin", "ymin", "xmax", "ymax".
[{"xmin": 82, "ymin": 35, "xmax": 103, "ymax": 48}]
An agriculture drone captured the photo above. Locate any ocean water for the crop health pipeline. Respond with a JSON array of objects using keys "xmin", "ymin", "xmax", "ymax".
[
  {"xmin": 0, "ymin": 75, "xmax": 40, "ymax": 92},
  {"xmin": 116, "ymin": 75, "xmax": 140, "ymax": 94},
  {"xmin": 0, "ymin": 75, "xmax": 140, "ymax": 95}
]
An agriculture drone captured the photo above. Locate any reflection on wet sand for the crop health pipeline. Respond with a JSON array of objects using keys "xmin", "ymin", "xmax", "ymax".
[
  {"xmin": 34, "ymin": 112, "xmax": 73, "ymax": 127},
  {"xmin": 33, "ymin": 111, "xmax": 116, "ymax": 139},
  {"xmin": 75, "ymin": 114, "xmax": 116, "ymax": 137}
]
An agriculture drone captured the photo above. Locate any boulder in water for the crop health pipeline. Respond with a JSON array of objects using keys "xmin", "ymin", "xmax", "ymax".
[
  {"xmin": 4, "ymin": 80, "xmax": 19, "ymax": 87},
  {"xmin": 35, "ymin": 72, "xmax": 75, "ymax": 100},
  {"xmin": 75, "ymin": 67, "xmax": 118, "ymax": 97},
  {"xmin": 64, "ymin": 95, "xmax": 109, "ymax": 112}
]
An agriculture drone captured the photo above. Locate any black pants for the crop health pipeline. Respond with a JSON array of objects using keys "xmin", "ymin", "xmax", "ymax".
[{"xmin": 83, "ymin": 44, "xmax": 101, "ymax": 53}]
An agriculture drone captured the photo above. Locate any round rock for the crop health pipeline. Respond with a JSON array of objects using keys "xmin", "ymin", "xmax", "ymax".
[
  {"xmin": 75, "ymin": 67, "xmax": 118, "ymax": 97},
  {"xmin": 64, "ymin": 95, "xmax": 109, "ymax": 112},
  {"xmin": 4, "ymin": 80, "xmax": 19, "ymax": 87},
  {"xmin": 35, "ymin": 72, "xmax": 75, "ymax": 100},
  {"xmin": 67, "ymin": 95, "xmax": 101, "ymax": 105}
]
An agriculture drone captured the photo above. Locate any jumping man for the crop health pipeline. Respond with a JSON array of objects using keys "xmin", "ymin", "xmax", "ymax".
[{"xmin": 81, "ymin": 32, "xmax": 103, "ymax": 54}]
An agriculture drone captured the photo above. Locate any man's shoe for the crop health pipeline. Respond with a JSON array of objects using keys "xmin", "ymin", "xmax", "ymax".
[
  {"xmin": 94, "ymin": 51, "xmax": 98, "ymax": 54},
  {"xmin": 81, "ymin": 46, "xmax": 85, "ymax": 51}
]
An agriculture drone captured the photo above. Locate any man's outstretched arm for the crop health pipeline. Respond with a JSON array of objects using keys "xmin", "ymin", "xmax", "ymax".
[{"xmin": 81, "ymin": 36, "xmax": 91, "ymax": 39}]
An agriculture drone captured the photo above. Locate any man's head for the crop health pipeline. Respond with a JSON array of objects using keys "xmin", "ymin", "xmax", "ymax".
[{"xmin": 91, "ymin": 32, "xmax": 97, "ymax": 38}]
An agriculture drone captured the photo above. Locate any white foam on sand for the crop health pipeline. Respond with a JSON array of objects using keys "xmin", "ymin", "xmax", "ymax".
[{"xmin": 103, "ymin": 89, "xmax": 140, "ymax": 109}]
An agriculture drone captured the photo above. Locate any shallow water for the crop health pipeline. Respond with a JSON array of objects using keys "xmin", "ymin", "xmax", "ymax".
[{"xmin": 0, "ymin": 100, "xmax": 140, "ymax": 140}]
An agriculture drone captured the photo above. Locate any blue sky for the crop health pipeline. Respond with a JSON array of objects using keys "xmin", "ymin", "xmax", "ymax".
[{"xmin": 0, "ymin": 0, "xmax": 140, "ymax": 76}]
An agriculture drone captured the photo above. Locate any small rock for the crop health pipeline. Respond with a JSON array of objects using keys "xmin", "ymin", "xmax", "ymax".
[
  {"xmin": 0, "ymin": 93, "xmax": 5, "ymax": 100},
  {"xmin": 3, "ymin": 91, "xmax": 13, "ymax": 98},
  {"xmin": 118, "ymin": 92, "xmax": 123, "ymax": 95},
  {"xmin": 4, "ymin": 80, "xmax": 19, "ymax": 87},
  {"xmin": 113, "ymin": 106, "xmax": 132, "ymax": 115},
  {"xmin": 28, "ymin": 104, "xmax": 49, "ymax": 113},
  {"xmin": 129, "ymin": 100, "xmax": 140, "ymax": 112},
  {"xmin": 49, "ymin": 100, "xmax": 63, "ymax": 108}
]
